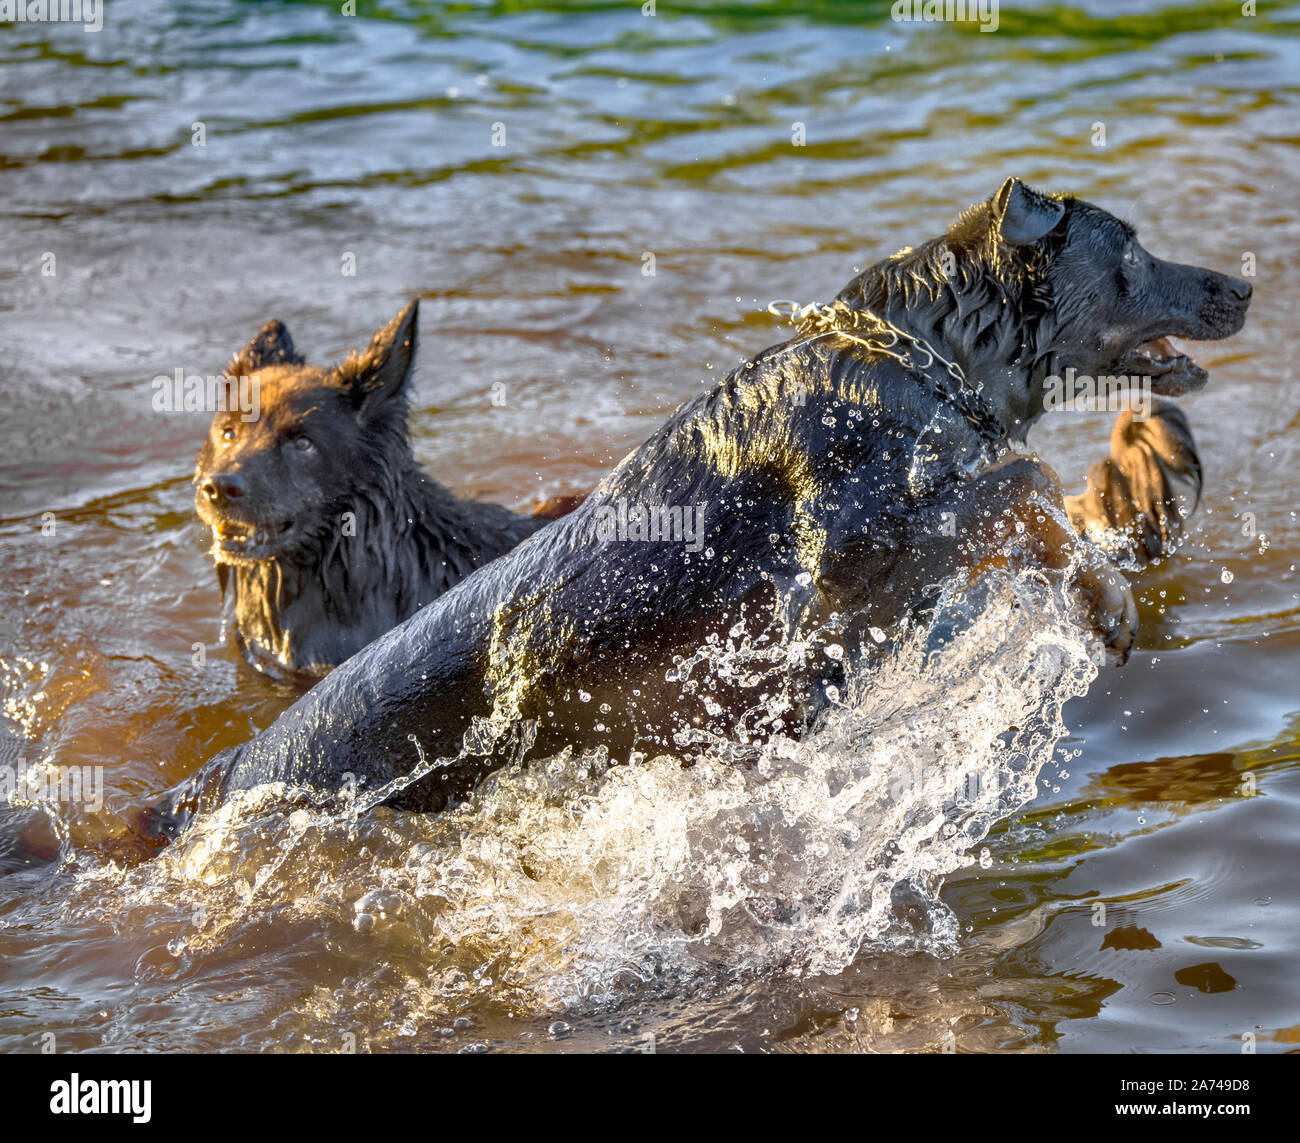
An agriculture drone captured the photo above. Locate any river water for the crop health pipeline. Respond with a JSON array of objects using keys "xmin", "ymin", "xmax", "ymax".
[{"xmin": 1, "ymin": 0, "xmax": 1297, "ymax": 1052}]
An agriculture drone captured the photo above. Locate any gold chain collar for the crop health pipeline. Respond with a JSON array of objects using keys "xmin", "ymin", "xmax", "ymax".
[{"xmin": 765, "ymin": 298, "xmax": 1005, "ymax": 445}]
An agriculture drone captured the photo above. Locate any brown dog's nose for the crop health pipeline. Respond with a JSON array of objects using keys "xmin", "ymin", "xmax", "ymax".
[
  {"xmin": 202, "ymin": 473, "xmax": 246, "ymax": 504},
  {"xmin": 1229, "ymin": 278, "xmax": 1252, "ymax": 301}
]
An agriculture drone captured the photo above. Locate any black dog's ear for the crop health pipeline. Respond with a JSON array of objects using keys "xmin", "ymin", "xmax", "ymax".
[
  {"xmin": 334, "ymin": 301, "xmax": 419, "ymax": 422},
  {"xmin": 992, "ymin": 177, "xmax": 1065, "ymax": 247},
  {"xmin": 228, "ymin": 319, "xmax": 304, "ymax": 377}
]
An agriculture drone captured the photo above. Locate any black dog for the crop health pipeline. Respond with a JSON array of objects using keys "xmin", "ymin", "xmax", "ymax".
[
  {"xmin": 158, "ymin": 179, "xmax": 1250, "ymax": 829},
  {"xmin": 195, "ymin": 302, "xmax": 577, "ymax": 680}
]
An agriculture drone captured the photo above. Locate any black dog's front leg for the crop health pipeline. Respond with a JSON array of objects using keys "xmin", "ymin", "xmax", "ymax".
[
  {"xmin": 896, "ymin": 455, "xmax": 1138, "ymax": 662},
  {"xmin": 1064, "ymin": 401, "xmax": 1202, "ymax": 566}
]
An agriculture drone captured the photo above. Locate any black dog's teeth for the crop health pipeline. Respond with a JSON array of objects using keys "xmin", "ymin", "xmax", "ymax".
[{"xmin": 1141, "ymin": 335, "xmax": 1186, "ymax": 365}]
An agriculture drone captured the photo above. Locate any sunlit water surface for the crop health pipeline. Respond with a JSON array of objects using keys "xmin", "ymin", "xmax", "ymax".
[{"xmin": 1, "ymin": 0, "xmax": 1298, "ymax": 1052}]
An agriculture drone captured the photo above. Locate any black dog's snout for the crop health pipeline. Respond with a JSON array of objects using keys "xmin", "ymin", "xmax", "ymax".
[
  {"xmin": 1228, "ymin": 277, "xmax": 1253, "ymax": 301},
  {"xmin": 202, "ymin": 473, "xmax": 246, "ymax": 503}
]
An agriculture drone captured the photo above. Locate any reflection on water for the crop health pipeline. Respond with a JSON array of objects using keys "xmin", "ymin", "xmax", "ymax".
[{"xmin": 1, "ymin": 0, "xmax": 1298, "ymax": 1052}]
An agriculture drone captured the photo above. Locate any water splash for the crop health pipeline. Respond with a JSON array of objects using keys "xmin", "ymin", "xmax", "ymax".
[{"xmin": 47, "ymin": 568, "xmax": 1095, "ymax": 1039}]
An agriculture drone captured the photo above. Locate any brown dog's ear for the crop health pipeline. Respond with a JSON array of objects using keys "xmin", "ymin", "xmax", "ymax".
[
  {"xmin": 228, "ymin": 319, "xmax": 304, "ymax": 378},
  {"xmin": 992, "ymin": 177, "xmax": 1065, "ymax": 247},
  {"xmin": 334, "ymin": 300, "xmax": 418, "ymax": 422}
]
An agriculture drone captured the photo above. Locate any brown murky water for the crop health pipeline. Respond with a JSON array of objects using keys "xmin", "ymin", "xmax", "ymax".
[{"xmin": 1, "ymin": 0, "xmax": 1297, "ymax": 1053}]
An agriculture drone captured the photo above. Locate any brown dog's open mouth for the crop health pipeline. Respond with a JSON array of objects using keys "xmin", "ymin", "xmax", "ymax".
[
  {"xmin": 1120, "ymin": 336, "xmax": 1208, "ymax": 397},
  {"xmin": 212, "ymin": 519, "xmax": 293, "ymax": 559}
]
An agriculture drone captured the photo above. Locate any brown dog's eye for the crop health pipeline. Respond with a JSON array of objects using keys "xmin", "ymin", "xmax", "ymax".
[{"xmin": 221, "ymin": 427, "xmax": 236, "ymax": 443}]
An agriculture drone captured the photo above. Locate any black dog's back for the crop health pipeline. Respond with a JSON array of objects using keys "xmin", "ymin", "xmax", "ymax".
[{"xmin": 158, "ymin": 335, "xmax": 991, "ymax": 828}]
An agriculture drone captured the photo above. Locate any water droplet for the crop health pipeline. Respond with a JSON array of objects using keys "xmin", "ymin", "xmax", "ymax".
[
  {"xmin": 1220, "ymin": 567, "xmax": 1234, "ymax": 584},
  {"xmin": 824, "ymin": 643, "xmax": 844, "ymax": 660},
  {"xmin": 978, "ymin": 847, "xmax": 993, "ymax": 869},
  {"xmin": 578, "ymin": 690, "xmax": 591, "ymax": 703}
]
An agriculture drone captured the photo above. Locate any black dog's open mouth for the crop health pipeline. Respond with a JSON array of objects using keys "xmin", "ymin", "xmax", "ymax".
[
  {"xmin": 211, "ymin": 519, "xmax": 294, "ymax": 560},
  {"xmin": 1119, "ymin": 336, "xmax": 1208, "ymax": 397}
]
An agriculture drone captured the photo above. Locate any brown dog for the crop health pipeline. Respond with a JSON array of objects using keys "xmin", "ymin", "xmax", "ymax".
[{"xmin": 194, "ymin": 302, "xmax": 578, "ymax": 681}]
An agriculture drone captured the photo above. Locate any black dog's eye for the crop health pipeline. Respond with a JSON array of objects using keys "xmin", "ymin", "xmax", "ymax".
[{"xmin": 289, "ymin": 435, "xmax": 314, "ymax": 453}]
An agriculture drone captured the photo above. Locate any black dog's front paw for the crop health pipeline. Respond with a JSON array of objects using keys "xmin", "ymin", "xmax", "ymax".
[
  {"xmin": 1074, "ymin": 561, "xmax": 1138, "ymax": 665},
  {"xmin": 1064, "ymin": 401, "xmax": 1202, "ymax": 564}
]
